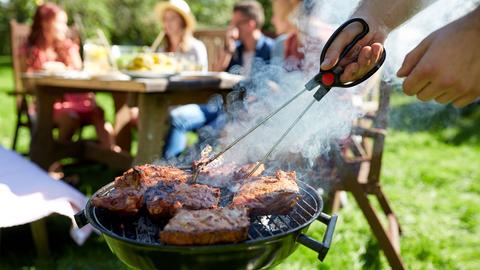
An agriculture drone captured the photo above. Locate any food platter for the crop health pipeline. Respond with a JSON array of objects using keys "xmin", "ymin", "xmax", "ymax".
[{"xmin": 121, "ymin": 70, "xmax": 177, "ymax": 79}]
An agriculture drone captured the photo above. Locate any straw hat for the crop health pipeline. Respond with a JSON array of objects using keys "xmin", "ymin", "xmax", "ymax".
[{"xmin": 155, "ymin": 0, "xmax": 196, "ymax": 32}]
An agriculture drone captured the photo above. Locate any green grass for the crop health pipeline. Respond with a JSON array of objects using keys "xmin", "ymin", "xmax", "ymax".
[{"xmin": 0, "ymin": 56, "xmax": 479, "ymax": 269}]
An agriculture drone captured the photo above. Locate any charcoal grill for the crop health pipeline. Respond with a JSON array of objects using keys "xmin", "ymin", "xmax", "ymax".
[{"xmin": 75, "ymin": 180, "xmax": 337, "ymax": 270}]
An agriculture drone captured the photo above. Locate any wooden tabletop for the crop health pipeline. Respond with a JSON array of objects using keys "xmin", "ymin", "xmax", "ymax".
[
  {"xmin": 25, "ymin": 71, "xmax": 244, "ymax": 170},
  {"xmin": 22, "ymin": 71, "xmax": 243, "ymax": 93}
]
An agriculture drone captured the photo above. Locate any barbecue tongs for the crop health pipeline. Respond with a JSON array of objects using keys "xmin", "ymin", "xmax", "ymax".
[{"xmin": 193, "ymin": 18, "xmax": 386, "ymax": 180}]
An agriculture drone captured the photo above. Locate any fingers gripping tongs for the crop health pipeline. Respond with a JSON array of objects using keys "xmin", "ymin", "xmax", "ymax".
[{"xmin": 193, "ymin": 18, "xmax": 386, "ymax": 180}]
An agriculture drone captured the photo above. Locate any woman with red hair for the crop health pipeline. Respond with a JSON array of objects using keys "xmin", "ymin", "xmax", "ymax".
[{"xmin": 25, "ymin": 3, "xmax": 114, "ymax": 149}]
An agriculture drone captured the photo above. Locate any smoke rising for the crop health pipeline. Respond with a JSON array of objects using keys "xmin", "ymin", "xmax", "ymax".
[{"xmin": 160, "ymin": 0, "xmax": 477, "ymax": 190}]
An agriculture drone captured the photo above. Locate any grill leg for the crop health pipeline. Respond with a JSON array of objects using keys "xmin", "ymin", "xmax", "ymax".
[
  {"xmin": 30, "ymin": 219, "xmax": 49, "ymax": 257},
  {"xmin": 348, "ymin": 181, "xmax": 406, "ymax": 270},
  {"xmin": 12, "ymin": 96, "xmax": 28, "ymax": 151},
  {"xmin": 330, "ymin": 191, "xmax": 343, "ymax": 214}
]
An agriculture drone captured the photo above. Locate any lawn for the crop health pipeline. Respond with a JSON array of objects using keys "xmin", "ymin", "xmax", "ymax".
[{"xmin": 0, "ymin": 55, "xmax": 479, "ymax": 269}]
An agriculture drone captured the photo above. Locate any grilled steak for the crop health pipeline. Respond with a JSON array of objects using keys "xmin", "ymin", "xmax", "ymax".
[
  {"xmin": 197, "ymin": 162, "xmax": 265, "ymax": 188},
  {"xmin": 114, "ymin": 164, "xmax": 190, "ymax": 190},
  {"xmin": 145, "ymin": 182, "xmax": 220, "ymax": 218},
  {"xmin": 92, "ymin": 165, "xmax": 190, "ymax": 215},
  {"xmin": 233, "ymin": 162, "xmax": 265, "ymax": 179},
  {"xmin": 231, "ymin": 170, "xmax": 299, "ymax": 216},
  {"xmin": 91, "ymin": 187, "xmax": 144, "ymax": 215},
  {"xmin": 159, "ymin": 206, "xmax": 250, "ymax": 245}
]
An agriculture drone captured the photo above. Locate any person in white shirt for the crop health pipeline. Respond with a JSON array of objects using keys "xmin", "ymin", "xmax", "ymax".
[{"xmin": 154, "ymin": 0, "xmax": 208, "ymax": 71}]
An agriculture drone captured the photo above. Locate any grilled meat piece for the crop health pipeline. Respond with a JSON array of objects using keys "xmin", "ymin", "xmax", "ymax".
[
  {"xmin": 231, "ymin": 170, "xmax": 299, "ymax": 216},
  {"xmin": 159, "ymin": 206, "xmax": 250, "ymax": 245},
  {"xmin": 114, "ymin": 164, "xmax": 190, "ymax": 190},
  {"xmin": 196, "ymin": 163, "xmax": 237, "ymax": 188},
  {"xmin": 92, "ymin": 165, "xmax": 190, "ymax": 215},
  {"xmin": 233, "ymin": 162, "xmax": 265, "ymax": 179},
  {"xmin": 145, "ymin": 182, "xmax": 220, "ymax": 218},
  {"xmin": 91, "ymin": 187, "xmax": 144, "ymax": 215},
  {"xmin": 192, "ymin": 145, "xmax": 214, "ymax": 171},
  {"xmin": 197, "ymin": 162, "xmax": 265, "ymax": 188}
]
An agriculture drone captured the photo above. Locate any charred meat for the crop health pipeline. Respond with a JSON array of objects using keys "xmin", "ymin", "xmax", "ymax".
[
  {"xmin": 233, "ymin": 162, "xmax": 265, "ymax": 179},
  {"xmin": 91, "ymin": 187, "xmax": 144, "ymax": 215},
  {"xmin": 114, "ymin": 164, "xmax": 190, "ymax": 190},
  {"xmin": 197, "ymin": 162, "xmax": 265, "ymax": 188},
  {"xmin": 231, "ymin": 170, "xmax": 299, "ymax": 216},
  {"xmin": 159, "ymin": 206, "xmax": 250, "ymax": 245},
  {"xmin": 145, "ymin": 182, "xmax": 220, "ymax": 218},
  {"xmin": 92, "ymin": 165, "xmax": 190, "ymax": 214}
]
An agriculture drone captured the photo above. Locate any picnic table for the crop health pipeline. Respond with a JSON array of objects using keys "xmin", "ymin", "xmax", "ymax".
[{"xmin": 22, "ymin": 71, "xmax": 243, "ymax": 170}]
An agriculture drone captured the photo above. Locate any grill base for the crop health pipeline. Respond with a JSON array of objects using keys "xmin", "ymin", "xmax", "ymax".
[
  {"xmin": 78, "ymin": 181, "xmax": 335, "ymax": 270},
  {"xmin": 104, "ymin": 226, "xmax": 306, "ymax": 270}
]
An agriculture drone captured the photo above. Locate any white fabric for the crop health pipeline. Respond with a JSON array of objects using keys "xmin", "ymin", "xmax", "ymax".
[
  {"xmin": 187, "ymin": 38, "xmax": 209, "ymax": 71},
  {"xmin": 0, "ymin": 146, "xmax": 93, "ymax": 245},
  {"xmin": 156, "ymin": 37, "xmax": 209, "ymax": 71}
]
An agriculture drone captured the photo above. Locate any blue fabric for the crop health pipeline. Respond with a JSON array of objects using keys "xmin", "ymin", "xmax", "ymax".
[
  {"xmin": 227, "ymin": 34, "xmax": 274, "ymax": 71},
  {"xmin": 163, "ymin": 103, "xmax": 225, "ymax": 159},
  {"xmin": 271, "ymin": 33, "xmax": 288, "ymax": 62}
]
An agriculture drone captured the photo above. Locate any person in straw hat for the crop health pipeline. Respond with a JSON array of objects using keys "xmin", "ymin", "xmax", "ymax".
[
  {"xmin": 162, "ymin": 1, "xmax": 274, "ymax": 160},
  {"xmin": 114, "ymin": 0, "xmax": 209, "ymax": 153},
  {"xmin": 154, "ymin": 0, "xmax": 208, "ymax": 71}
]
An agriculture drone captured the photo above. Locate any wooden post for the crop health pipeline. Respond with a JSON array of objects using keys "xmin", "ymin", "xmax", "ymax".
[
  {"xmin": 134, "ymin": 93, "xmax": 171, "ymax": 164},
  {"xmin": 30, "ymin": 218, "xmax": 49, "ymax": 257},
  {"xmin": 29, "ymin": 87, "xmax": 58, "ymax": 170},
  {"xmin": 347, "ymin": 180, "xmax": 406, "ymax": 269}
]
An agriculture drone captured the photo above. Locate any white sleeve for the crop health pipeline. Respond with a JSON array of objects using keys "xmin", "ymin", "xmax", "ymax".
[{"xmin": 193, "ymin": 39, "xmax": 209, "ymax": 71}]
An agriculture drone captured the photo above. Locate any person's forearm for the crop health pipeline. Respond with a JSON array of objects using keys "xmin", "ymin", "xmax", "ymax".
[
  {"xmin": 212, "ymin": 51, "xmax": 232, "ymax": 72},
  {"xmin": 468, "ymin": 5, "xmax": 480, "ymax": 28},
  {"xmin": 353, "ymin": 0, "xmax": 437, "ymax": 32}
]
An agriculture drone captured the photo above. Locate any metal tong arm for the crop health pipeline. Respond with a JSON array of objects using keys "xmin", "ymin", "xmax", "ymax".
[
  {"xmin": 247, "ymin": 99, "xmax": 316, "ymax": 177},
  {"xmin": 199, "ymin": 87, "xmax": 308, "ymax": 168}
]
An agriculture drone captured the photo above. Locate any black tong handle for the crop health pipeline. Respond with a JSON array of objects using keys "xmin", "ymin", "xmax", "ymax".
[
  {"xmin": 306, "ymin": 18, "xmax": 386, "ymax": 91},
  {"xmin": 320, "ymin": 18, "xmax": 370, "ymax": 65}
]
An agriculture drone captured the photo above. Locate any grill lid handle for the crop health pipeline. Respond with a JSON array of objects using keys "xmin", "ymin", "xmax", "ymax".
[
  {"xmin": 74, "ymin": 210, "xmax": 89, "ymax": 228},
  {"xmin": 296, "ymin": 213, "xmax": 338, "ymax": 261}
]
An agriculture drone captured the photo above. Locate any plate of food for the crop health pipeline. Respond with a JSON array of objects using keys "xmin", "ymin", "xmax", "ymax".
[
  {"xmin": 122, "ymin": 70, "xmax": 176, "ymax": 79},
  {"xmin": 120, "ymin": 53, "xmax": 178, "ymax": 78}
]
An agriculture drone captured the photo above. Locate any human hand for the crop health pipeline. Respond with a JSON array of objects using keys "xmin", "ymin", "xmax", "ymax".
[
  {"xmin": 320, "ymin": 15, "xmax": 388, "ymax": 83},
  {"xmin": 224, "ymin": 26, "xmax": 238, "ymax": 53},
  {"xmin": 397, "ymin": 10, "xmax": 480, "ymax": 107}
]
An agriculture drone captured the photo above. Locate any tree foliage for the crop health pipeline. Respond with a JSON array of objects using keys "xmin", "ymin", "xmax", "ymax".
[{"xmin": 189, "ymin": 0, "xmax": 236, "ymax": 28}]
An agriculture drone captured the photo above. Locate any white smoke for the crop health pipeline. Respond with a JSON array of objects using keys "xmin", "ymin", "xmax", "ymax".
[
  {"xmin": 220, "ymin": 71, "xmax": 364, "ymax": 166},
  {"xmin": 163, "ymin": 0, "xmax": 478, "ymax": 188}
]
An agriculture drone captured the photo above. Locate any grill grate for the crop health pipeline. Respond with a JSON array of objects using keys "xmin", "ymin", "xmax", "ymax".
[{"xmin": 92, "ymin": 181, "xmax": 321, "ymax": 245}]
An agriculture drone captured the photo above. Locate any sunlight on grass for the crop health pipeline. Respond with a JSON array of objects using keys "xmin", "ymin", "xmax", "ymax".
[{"xmin": 0, "ymin": 57, "xmax": 478, "ymax": 270}]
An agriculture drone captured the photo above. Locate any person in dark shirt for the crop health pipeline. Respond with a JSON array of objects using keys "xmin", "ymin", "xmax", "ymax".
[
  {"xmin": 163, "ymin": 0, "xmax": 273, "ymax": 159},
  {"xmin": 214, "ymin": 1, "xmax": 273, "ymax": 74}
]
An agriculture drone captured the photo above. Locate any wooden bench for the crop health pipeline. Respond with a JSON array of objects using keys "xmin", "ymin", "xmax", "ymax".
[{"xmin": 194, "ymin": 28, "xmax": 225, "ymax": 71}]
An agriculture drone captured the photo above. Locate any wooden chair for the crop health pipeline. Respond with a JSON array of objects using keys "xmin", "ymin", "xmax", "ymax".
[
  {"xmin": 9, "ymin": 20, "xmax": 89, "ymax": 153},
  {"xmin": 6, "ymin": 21, "xmax": 50, "ymax": 256},
  {"xmin": 193, "ymin": 28, "xmax": 225, "ymax": 71},
  {"xmin": 329, "ymin": 81, "xmax": 406, "ymax": 269},
  {"xmin": 9, "ymin": 20, "xmax": 33, "ymax": 152}
]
